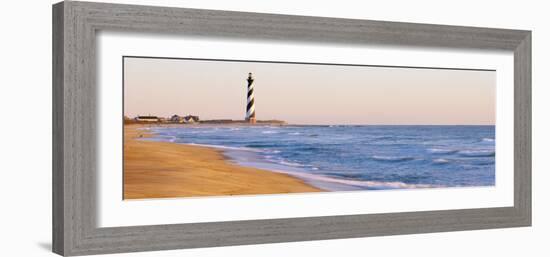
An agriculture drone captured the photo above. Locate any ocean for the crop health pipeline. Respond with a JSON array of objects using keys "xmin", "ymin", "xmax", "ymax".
[{"xmin": 145, "ymin": 125, "xmax": 495, "ymax": 191}]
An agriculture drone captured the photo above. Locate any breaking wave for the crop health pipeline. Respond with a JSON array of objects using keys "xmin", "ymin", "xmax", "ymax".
[{"xmin": 371, "ymin": 155, "xmax": 416, "ymax": 162}]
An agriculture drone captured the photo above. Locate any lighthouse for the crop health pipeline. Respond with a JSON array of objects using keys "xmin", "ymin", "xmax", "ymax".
[{"xmin": 246, "ymin": 72, "xmax": 256, "ymax": 124}]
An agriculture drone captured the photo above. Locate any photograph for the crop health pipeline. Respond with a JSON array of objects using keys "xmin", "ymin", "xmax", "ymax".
[{"xmin": 123, "ymin": 56, "xmax": 496, "ymax": 200}]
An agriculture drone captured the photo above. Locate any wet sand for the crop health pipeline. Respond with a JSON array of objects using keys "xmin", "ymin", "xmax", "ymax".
[{"xmin": 124, "ymin": 124, "xmax": 322, "ymax": 199}]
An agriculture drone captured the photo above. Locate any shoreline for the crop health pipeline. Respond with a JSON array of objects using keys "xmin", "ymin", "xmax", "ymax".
[
  {"xmin": 124, "ymin": 124, "xmax": 323, "ymax": 199},
  {"xmin": 125, "ymin": 124, "xmax": 493, "ymax": 197},
  {"xmin": 130, "ymin": 125, "xmax": 432, "ymax": 192}
]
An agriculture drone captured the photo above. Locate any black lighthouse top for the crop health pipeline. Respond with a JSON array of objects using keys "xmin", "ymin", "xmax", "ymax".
[{"xmin": 247, "ymin": 72, "xmax": 254, "ymax": 83}]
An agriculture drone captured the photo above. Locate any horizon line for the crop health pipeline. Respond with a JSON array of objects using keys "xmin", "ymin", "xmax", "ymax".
[{"xmin": 124, "ymin": 114, "xmax": 494, "ymax": 126}]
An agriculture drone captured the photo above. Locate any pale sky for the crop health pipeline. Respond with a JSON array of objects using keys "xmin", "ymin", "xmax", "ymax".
[{"xmin": 123, "ymin": 57, "xmax": 495, "ymax": 125}]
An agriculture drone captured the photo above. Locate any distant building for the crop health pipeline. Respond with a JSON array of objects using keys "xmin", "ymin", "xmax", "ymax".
[
  {"xmin": 135, "ymin": 116, "xmax": 159, "ymax": 122},
  {"xmin": 245, "ymin": 72, "xmax": 256, "ymax": 124},
  {"xmin": 170, "ymin": 115, "xmax": 183, "ymax": 123},
  {"xmin": 170, "ymin": 114, "xmax": 199, "ymax": 123},
  {"xmin": 184, "ymin": 115, "xmax": 199, "ymax": 123}
]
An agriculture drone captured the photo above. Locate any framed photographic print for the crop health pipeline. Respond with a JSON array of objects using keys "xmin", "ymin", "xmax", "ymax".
[{"xmin": 52, "ymin": 1, "xmax": 531, "ymax": 256}]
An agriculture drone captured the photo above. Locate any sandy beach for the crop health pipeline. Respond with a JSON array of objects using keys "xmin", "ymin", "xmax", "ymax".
[{"xmin": 124, "ymin": 124, "xmax": 322, "ymax": 199}]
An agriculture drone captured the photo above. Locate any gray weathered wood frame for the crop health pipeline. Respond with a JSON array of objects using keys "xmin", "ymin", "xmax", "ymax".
[{"xmin": 52, "ymin": 1, "xmax": 531, "ymax": 256}]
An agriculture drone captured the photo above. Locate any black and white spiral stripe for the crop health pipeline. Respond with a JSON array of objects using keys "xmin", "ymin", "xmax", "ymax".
[{"xmin": 246, "ymin": 73, "xmax": 255, "ymax": 120}]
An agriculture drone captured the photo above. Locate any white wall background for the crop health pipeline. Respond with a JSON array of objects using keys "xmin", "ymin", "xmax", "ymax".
[{"xmin": 0, "ymin": 0, "xmax": 547, "ymax": 256}]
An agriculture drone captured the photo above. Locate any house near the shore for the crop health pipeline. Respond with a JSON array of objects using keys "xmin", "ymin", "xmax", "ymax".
[
  {"xmin": 170, "ymin": 114, "xmax": 200, "ymax": 123},
  {"xmin": 135, "ymin": 116, "xmax": 159, "ymax": 122},
  {"xmin": 170, "ymin": 115, "xmax": 184, "ymax": 123},
  {"xmin": 184, "ymin": 115, "xmax": 199, "ymax": 123}
]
